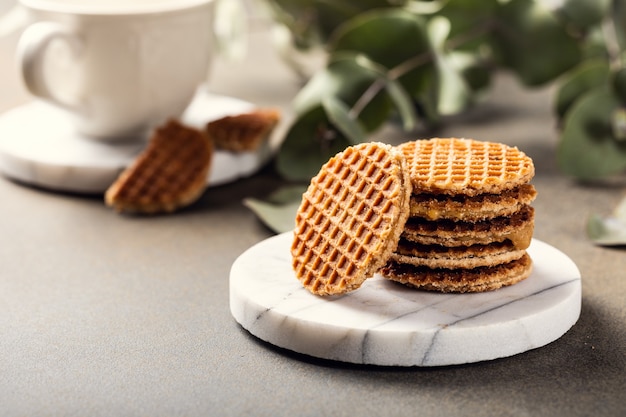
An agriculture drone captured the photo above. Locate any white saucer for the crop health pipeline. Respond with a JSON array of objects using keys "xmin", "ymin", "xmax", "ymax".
[
  {"xmin": 0, "ymin": 87, "xmax": 274, "ymax": 193},
  {"xmin": 230, "ymin": 233, "xmax": 582, "ymax": 367}
]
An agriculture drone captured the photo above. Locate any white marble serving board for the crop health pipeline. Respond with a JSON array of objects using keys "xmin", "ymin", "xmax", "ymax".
[
  {"xmin": 0, "ymin": 87, "xmax": 273, "ymax": 193},
  {"xmin": 230, "ymin": 232, "xmax": 582, "ymax": 367}
]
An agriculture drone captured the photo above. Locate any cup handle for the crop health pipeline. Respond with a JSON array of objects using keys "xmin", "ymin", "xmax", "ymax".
[{"xmin": 17, "ymin": 21, "xmax": 83, "ymax": 112}]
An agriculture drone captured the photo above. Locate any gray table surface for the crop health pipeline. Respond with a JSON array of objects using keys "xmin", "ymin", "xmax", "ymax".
[{"xmin": 0, "ymin": 18, "xmax": 624, "ymax": 417}]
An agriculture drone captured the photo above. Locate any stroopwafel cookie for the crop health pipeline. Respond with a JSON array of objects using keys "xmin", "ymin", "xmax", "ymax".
[
  {"xmin": 410, "ymin": 184, "xmax": 537, "ymax": 221},
  {"xmin": 105, "ymin": 120, "xmax": 213, "ymax": 214},
  {"xmin": 206, "ymin": 108, "xmax": 280, "ymax": 152},
  {"xmin": 391, "ymin": 239, "xmax": 526, "ymax": 269},
  {"xmin": 291, "ymin": 142, "xmax": 412, "ymax": 296},
  {"xmin": 381, "ymin": 253, "xmax": 533, "ymax": 293},
  {"xmin": 399, "ymin": 137, "xmax": 535, "ymax": 196},
  {"xmin": 401, "ymin": 205, "xmax": 535, "ymax": 249}
]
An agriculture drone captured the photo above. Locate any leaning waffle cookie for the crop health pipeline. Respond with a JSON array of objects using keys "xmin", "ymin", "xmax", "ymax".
[
  {"xmin": 291, "ymin": 142, "xmax": 412, "ymax": 296},
  {"xmin": 105, "ymin": 120, "xmax": 213, "ymax": 214},
  {"xmin": 402, "ymin": 205, "xmax": 535, "ymax": 249},
  {"xmin": 410, "ymin": 184, "xmax": 537, "ymax": 221},
  {"xmin": 382, "ymin": 253, "xmax": 533, "ymax": 293},
  {"xmin": 206, "ymin": 108, "xmax": 280, "ymax": 152},
  {"xmin": 391, "ymin": 239, "xmax": 526, "ymax": 269},
  {"xmin": 399, "ymin": 138, "xmax": 535, "ymax": 196}
]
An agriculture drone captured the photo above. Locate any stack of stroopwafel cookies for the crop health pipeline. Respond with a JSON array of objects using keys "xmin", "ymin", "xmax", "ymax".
[
  {"xmin": 291, "ymin": 137, "xmax": 536, "ymax": 295},
  {"xmin": 380, "ymin": 138, "xmax": 537, "ymax": 293}
]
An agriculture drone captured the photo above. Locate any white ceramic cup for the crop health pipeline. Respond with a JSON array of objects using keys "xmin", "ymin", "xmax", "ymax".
[{"xmin": 17, "ymin": 0, "xmax": 216, "ymax": 140}]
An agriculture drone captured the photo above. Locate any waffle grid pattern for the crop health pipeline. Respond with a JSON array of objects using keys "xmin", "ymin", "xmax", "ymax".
[
  {"xmin": 106, "ymin": 120, "xmax": 212, "ymax": 212},
  {"xmin": 400, "ymin": 138, "xmax": 534, "ymax": 194},
  {"xmin": 292, "ymin": 143, "xmax": 406, "ymax": 295},
  {"xmin": 207, "ymin": 109, "xmax": 280, "ymax": 152}
]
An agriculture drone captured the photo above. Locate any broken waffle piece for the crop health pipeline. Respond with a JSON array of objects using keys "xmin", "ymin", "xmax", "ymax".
[
  {"xmin": 206, "ymin": 108, "xmax": 280, "ymax": 152},
  {"xmin": 105, "ymin": 120, "xmax": 213, "ymax": 214}
]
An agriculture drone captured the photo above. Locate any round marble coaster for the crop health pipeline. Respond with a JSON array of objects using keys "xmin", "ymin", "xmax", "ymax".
[
  {"xmin": 0, "ymin": 88, "xmax": 273, "ymax": 193},
  {"xmin": 230, "ymin": 232, "xmax": 581, "ymax": 367}
]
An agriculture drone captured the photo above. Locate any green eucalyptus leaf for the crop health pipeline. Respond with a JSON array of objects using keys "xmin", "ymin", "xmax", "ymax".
[
  {"xmin": 330, "ymin": 8, "xmax": 434, "ymax": 96},
  {"xmin": 428, "ymin": 16, "xmax": 473, "ymax": 115},
  {"xmin": 556, "ymin": 0, "xmax": 611, "ymax": 30},
  {"xmin": 244, "ymin": 185, "xmax": 307, "ymax": 234},
  {"xmin": 579, "ymin": 25, "xmax": 610, "ymax": 62},
  {"xmin": 293, "ymin": 57, "xmax": 352, "ymax": 114},
  {"xmin": 277, "ymin": 105, "xmax": 351, "ymax": 182},
  {"xmin": 330, "ymin": 8, "xmax": 429, "ymax": 67},
  {"xmin": 428, "ymin": 15, "xmax": 450, "ymax": 48},
  {"xmin": 491, "ymin": 0, "xmax": 581, "ymax": 86},
  {"xmin": 587, "ymin": 214, "xmax": 626, "ymax": 246},
  {"xmin": 263, "ymin": 0, "xmax": 325, "ymax": 49},
  {"xmin": 614, "ymin": 0, "xmax": 626, "ymax": 52},
  {"xmin": 266, "ymin": 184, "xmax": 309, "ymax": 204},
  {"xmin": 612, "ymin": 68, "xmax": 626, "ymax": 104},
  {"xmin": 558, "ymin": 85, "xmax": 626, "ymax": 179},
  {"xmin": 243, "ymin": 198, "xmax": 299, "ymax": 234},
  {"xmin": 384, "ymin": 78, "xmax": 419, "ymax": 131},
  {"xmin": 294, "ymin": 53, "xmax": 392, "ymax": 132},
  {"xmin": 405, "ymin": 0, "xmax": 446, "ymax": 15},
  {"xmin": 587, "ymin": 197, "xmax": 626, "ymax": 246},
  {"xmin": 349, "ymin": 51, "xmax": 421, "ymax": 131},
  {"xmin": 555, "ymin": 60, "xmax": 610, "ymax": 120},
  {"xmin": 436, "ymin": 0, "xmax": 499, "ymax": 50},
  {"xmin": 322, "ymin": 96, "xmax": 368, "ymax": 144},
  {"xmin": 266, "ymin": 0, "xmax": 397, "ymax": 45},
  {"xmin": 352, "ymin": 53, "xmax": 387, "ymax": 73},
  {"xmin": 311, "ymin": 0, "xmax": 403, "ymax": 41},
  {"xmin": 611, "ymin": 107, "xmax": 626, "ymax": 141},
  {"xmin": 449, "ymin": 50, "xmax": 491, "ymax": 94},
  {"xmin": 435, "ymin": 58, "xmax": 472, "ymax": 115}
]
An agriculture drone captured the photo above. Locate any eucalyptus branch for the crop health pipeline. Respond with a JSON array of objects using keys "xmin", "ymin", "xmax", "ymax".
[
  {"xmin": 387, "ymin": 50, "xmax": 435, "ymax": 81},
  {"xmin": 349, "ymin": 78, "xmax": 387, "ymax": 119},
  {"xmin": 349, "ymin": 19, "xmax": 494, "ymax": 122},
  {"xmin": 445, "ymin": 19, "xmax": 495, "ymax": 51},
  {"xmin": 349, "ymin": 50, "xmax": 434, "ymax": 118},
  {"xmin": 275, "ymin": 1, "xmax": 626, "ymax": 182}
]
